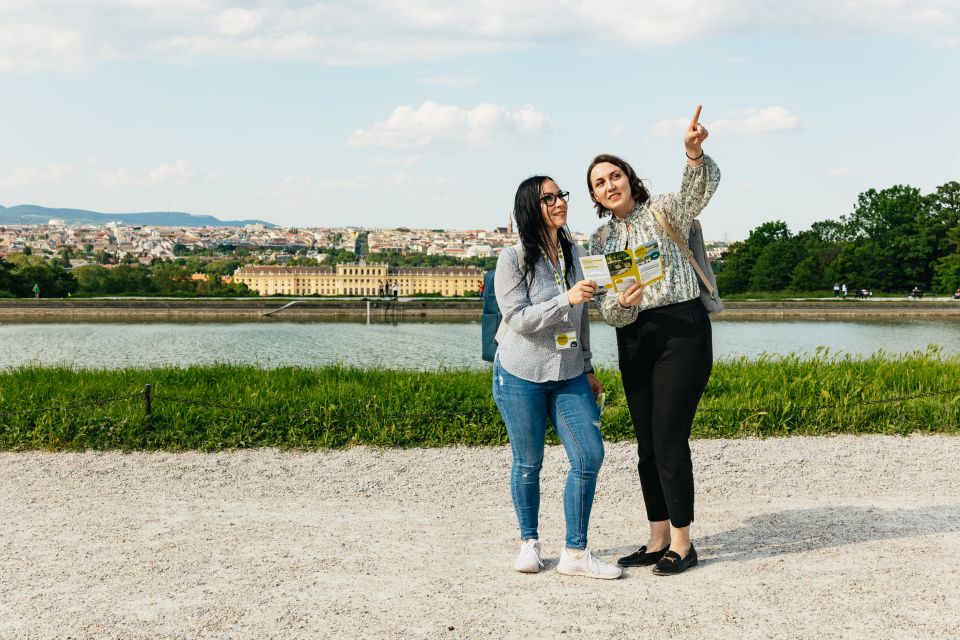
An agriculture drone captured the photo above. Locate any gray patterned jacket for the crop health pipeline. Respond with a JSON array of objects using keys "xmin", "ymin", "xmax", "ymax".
[{"xmin": 589, "ymin": 155, "xmax": 721, "ymax": 328}]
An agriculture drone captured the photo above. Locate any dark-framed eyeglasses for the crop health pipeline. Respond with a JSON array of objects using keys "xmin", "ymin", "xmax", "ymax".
[{"xmin": 540, "ymin": 191, "xmax": 570, "ymax": 207}]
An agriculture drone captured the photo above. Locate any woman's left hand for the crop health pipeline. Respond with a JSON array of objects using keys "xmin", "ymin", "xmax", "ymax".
[
  {"xmin": 684, "ymin": 104, "xmax": 709, "ymax": 158},
  {"xmin": 586, "ymin": 371, "xmax": 603, "ymax": 398}
]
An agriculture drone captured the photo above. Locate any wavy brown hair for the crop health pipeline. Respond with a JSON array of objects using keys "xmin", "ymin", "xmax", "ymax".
[{"xmin": 586, "ymin": 154, "xmax": 650, "ymax": 218}]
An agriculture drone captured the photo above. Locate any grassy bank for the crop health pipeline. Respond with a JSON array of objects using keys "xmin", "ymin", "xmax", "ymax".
[{"xmin": 1, "ymin": 351, "xmax": 958, "ymax": 451}]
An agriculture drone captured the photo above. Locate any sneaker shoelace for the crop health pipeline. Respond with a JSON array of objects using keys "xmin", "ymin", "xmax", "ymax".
[
  {"xmin": 583, "ymin": 548, "xmax": 603, "ymax": 572},
  {"xmin": 523, "ymin": 540, "xmax": 544, "ymax": 567}
]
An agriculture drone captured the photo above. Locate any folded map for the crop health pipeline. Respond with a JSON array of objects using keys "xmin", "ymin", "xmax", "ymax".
[{"xmin": 578, "ymin": 239, "xmax": 664, "ymax": 293}]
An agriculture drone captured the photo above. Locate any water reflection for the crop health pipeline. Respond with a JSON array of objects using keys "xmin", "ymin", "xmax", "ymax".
[{"xmin": 0, "ymin": 317, "xmax": 958, "ymax": 370}]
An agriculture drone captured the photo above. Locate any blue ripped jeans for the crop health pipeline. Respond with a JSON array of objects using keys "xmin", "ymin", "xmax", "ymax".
[{"xmin": 492, "ymin": 357, "xmax": 605, "ymax": 550}]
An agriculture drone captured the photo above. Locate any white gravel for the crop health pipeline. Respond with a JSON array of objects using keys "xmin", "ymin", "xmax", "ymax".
[{"xmin": 1, "ymin": 435, "xmax": 959, "ymax": 639}]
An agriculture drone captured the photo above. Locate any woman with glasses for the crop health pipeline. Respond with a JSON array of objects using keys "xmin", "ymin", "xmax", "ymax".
[
  {"xmin": 492, "ymin": 175, "xmax": 621, "ymax": 580},
  {"xmin": 587, "ymin": 106, "xmax": 720, "ymax": 576}
]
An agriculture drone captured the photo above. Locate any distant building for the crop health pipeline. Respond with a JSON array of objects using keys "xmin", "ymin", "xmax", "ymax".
[
  {"xmin": 233, "ymin": 262, "xmax": 483, "ymax": 296},
  {"xmin": 465, "ymin": 244, "xmax": 493, "ymax": 258}
]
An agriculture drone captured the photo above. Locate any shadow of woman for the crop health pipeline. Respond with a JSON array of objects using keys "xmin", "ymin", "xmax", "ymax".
[{"xmin": 601, "ymin": 504, "xmax": 960, "ymax": 565}]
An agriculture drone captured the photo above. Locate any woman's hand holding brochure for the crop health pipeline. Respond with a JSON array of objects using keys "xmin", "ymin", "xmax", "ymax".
[
  {"xmin": 617, "ymin": 282, "xmax": 645, "ymax": 308},
  {"xmin": 567, "ymin": 279, "xmax": 598, "ymax": 305},
  {"xmin": 579, "ymin": 240, "xmax": 664, "ymax": 294}
]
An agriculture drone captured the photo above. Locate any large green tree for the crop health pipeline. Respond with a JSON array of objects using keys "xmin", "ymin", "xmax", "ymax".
[
  {"xmin": 72, "ymin": 265, "xmax": 113, "ymax": 294},
  {"xmin": 788, "ymin": 228, "xmax": 841, "ymax": 290},
  {"xmin": 716, "ymin": 221, "xmax": 792, "ymax": 293},
  {"xmin": 928, "ymin": 182, "xmax": 960, "ymax": 293},
  {"xmin": 149, "ymin": 263, "xmax": 196, "ymax": 294},
  {"xmin": 841, "ymin": 185, "xmax": 933, "ymax": 291},
  {"xmin": 4, "ymin": 253, "xmax": 78, "ymax": 297},
  {"xmin": 750, "ymin": 237, "xmax": 806, "ymax": 291},
  {"xmin": 0, "ymin": 259, "xmax": 15, "ymax": 297},
  {"xmin": 717, "ymin": 181, "xmax": 959, "ymax": 295},
  {"xmin": 933, "ymin": 225, "xmax": 960, "ymax": 294},
  {"xmin": 73, "ymin": 264, "xmax": 154, "ymax": 294}
]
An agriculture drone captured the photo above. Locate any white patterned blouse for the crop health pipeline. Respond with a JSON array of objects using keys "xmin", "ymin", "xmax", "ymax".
[{"xmin": 588, "ymin": 155, "xmax": 721, "ymax": 328}]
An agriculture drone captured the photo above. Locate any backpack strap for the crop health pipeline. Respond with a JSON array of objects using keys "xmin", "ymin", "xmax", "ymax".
[
  {"xmin": 494, "ymin": 243, "xmax": 526, "ymax": 346},
  {"xmin": 651, "ymin": 210, "xmax": 717, "ymax": 298}
]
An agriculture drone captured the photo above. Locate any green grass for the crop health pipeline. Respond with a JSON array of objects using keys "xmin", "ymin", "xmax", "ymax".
[
  {"xmin": 0, "ymin": 349, "xmax": 958, "ymax": 451},
  {"xmin": 720, "ymin": 290, "xmax": 904, "ymax": 300}
]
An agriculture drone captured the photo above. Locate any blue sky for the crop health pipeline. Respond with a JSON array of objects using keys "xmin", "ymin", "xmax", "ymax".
[{"xmin": 1, "ymin": 1, "xmax": 958, "ymax": 240}]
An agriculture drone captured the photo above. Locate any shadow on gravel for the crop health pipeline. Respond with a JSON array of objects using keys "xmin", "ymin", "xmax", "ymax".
[
  {"xmin": 603, "ymin": 505, "xmax": 960, "ymax": 565},
  {"xmin": 697, "ymin": 504, "xmax": 960, "ymax": 564}
]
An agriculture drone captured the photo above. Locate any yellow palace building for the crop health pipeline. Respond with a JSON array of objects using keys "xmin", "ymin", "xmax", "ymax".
[{"xmin": 233, "ymin": 262, "xmax": 483, "ymax": 297}]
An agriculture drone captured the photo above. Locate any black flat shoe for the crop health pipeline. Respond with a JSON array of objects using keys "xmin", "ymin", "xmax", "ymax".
[
  {"xmin": 652, "ymin": 543, "xmax": 698, "ymax": 576},
  {"xmin": 617, "ymin": 545, "xmax": 670, "ymax": 567}
]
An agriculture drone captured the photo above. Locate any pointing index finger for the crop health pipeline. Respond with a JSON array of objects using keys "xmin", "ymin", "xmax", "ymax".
[{"xmin": 689, "ymin": 104, "xmax": 702, "ymax": 131}]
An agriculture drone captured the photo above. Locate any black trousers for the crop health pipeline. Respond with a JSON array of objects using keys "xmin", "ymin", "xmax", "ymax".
[{"xmin": 616, "ymin": 298, "xmax": 713, "ymax": 528}]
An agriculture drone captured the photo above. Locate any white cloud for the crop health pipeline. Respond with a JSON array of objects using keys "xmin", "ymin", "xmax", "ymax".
[
  {"xmin": 147, "ymin": 160, "xmax": 196, "ymax": 186},
  {"xmin": 1, "ymin": 164, "xmax": 74, "ymax": 188},
  {"xmin": 148, "ymin": 31, "xmax": 319, "ymax": 59},
  {"xmin": 316, "ymin": 177, "xmax": 363, "ymax": 190},
  {"xmin": 274, "ymin": 174, "xmax": 321, "ymax": 197},
  {"xmin": 710, "ymin": 107, "xmax": 799, "ymax": 134},
  {"xmin": 211, "ymin": 9, "xmax": 263, "ymax": 37},
  {"xmin": 651, "ymin": 118, "xmax": 688, "ymax": 137},
  {"xmin": 2, "ymin": 1, "xmax": 957, "ymax": 71},
  {"xmin": 99, "ymin": 169, "xmax": 135, "ymax": 188},
  {"xmin": 825, "ymin": 167, "xmax": 855, "ymax": 177},
  {"xmin": 609, "ymin": 124, "xmax": 627, "ymax": 137},
  {"xmin": 370, "ymin": 155, "xmax": 423, "ymax": 168},
  {"xmin": 906, "ymin": 8, "xmax": 953, "ymax": 26},
  {"xmin": 99, "ymin": 160, "xmax": 197, "ymax": 188},
  {"xmin": 652, "ymin": 106, "xmax": 800, "ymax": 137},
  {"xmin": 348, "ymin": 101, "xmax": 554, "ymax": 150},
  {"xmin": 266, "ymin": 172, "xmax": 418, "ymax": 199},
  {"xmin": 0, "ymin": 22, "xmax": 87, "ymax": 72},
  {"xmin": 417, "ymin": 73, "xmax": 478, "ymax": 88}
]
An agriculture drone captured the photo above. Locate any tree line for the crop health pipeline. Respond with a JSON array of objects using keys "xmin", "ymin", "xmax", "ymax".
[
  {"xmin": 0, "ymin": 252, "xmax": 253, "ymax": 297},
  {"xmin": 715, "ymin": 182, "xmax": 960, "ymax": 295},
  {"xmin": 0, "ymin": 246, "xmax": 496, "ymax": 298},
  {"xmin": 4, "ymin": 180, "xmax": 957, "ymax": 298}
]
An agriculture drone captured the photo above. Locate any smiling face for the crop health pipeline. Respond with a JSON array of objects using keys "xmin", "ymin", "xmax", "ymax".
[
  {"xmin": 539, "ymin": 179, "xmax": 568, "ymax": 236},
  {"xmin": 589, "ymin": 162, "xmax": 636, "ymax": 217}
]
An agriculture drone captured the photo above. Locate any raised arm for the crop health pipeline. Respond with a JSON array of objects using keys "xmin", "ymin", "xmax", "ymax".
[{"xmin": 657, "ymin": 105, "xmax": 721, "ymax": 233}]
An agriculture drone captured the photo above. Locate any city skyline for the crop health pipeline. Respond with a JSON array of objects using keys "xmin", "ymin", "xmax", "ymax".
[{"xmin": 1, "ymin": 1, "xmax": 958, "ymax": 241}]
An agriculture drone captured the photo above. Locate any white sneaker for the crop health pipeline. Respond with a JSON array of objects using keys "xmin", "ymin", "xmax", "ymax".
[
  {"xmin": 514, "ymin": 539, "xmax": 543, "ymax": 573},
  {"xmin": 557, "ymin": 547, "xmax": 623, "ymax": 580}
]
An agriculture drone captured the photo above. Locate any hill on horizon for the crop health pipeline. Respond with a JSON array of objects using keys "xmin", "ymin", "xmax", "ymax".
[{"xmin": 0, "ymin": 203, "xmax": 277, "ymax": 228}]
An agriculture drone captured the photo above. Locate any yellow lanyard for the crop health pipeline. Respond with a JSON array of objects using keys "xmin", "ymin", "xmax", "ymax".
[{"xmin": 540, "ymin": 243, "xmax": 566, "ymax": 292}]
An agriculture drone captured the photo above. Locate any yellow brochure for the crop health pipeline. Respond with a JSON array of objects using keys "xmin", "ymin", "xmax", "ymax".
[
  {"xmin": 604, "ymin": 250, "xmax": 641, "ymax": 293},
  {"xmin": 579, "ymin": 240, "xmax": 664, "ymax": 294},
  {"xmin": 632, "ymin": 239, "xmax": 665, "ymax": 287}
]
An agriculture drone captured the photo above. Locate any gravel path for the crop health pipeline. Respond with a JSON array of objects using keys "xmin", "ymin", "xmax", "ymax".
[{"xmin": 2, "ymin": 435, "xmax": 959, "ymax": 639}]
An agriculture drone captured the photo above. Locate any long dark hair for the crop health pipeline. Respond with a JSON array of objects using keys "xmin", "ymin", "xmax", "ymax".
[
  {"xmin": 513, "ymin": 176, "xmax": 574, "ymax": 287},
  {"xmin": 586, "ymin": 153, "xmax": 650, "ymax": 218}
]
